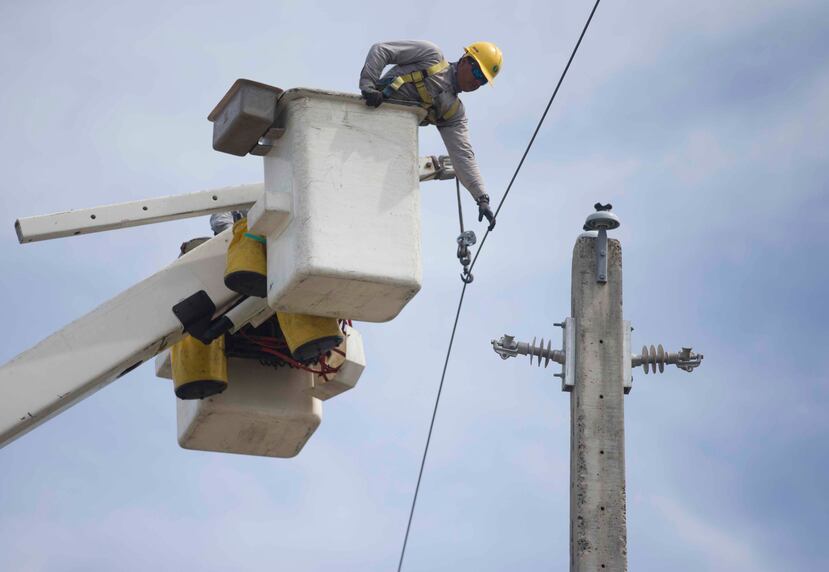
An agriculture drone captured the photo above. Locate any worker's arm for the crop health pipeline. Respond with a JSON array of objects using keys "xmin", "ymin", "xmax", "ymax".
[
  {"xmin": 439, "ymin": 107, "xmax": 496, "ymax": 229},
  {"xmin": 437, "ymin": 108, "xmax": 486, "ymax": 202},
  {"xmin": 359, "ymin": 40, "xmax": 443, "ymax": 91}
]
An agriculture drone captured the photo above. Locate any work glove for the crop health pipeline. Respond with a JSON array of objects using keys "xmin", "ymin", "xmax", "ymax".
[
  {"xmin": 477, "ymin": 194, "xmax": 496, "ymax": 231},
  {"xmin": 361, "ymin": 89, "xmax": 384, "ymax": 108}
]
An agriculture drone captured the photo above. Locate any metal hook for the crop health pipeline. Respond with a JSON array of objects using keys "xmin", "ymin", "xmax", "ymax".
[{"xmin": 456, "ymin": 230, "xmax": 476, "ymax": 283}]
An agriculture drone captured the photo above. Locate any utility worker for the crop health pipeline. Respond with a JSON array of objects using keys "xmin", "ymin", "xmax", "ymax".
[{"xmin": 360, "ymin": 40, "xmax": 502, "ymax": 230}]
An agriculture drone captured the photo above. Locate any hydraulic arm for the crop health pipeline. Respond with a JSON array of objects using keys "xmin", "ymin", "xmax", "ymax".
[{"xmin": 0, "ymin": 230, "xmax": 237, "ymax": 448}]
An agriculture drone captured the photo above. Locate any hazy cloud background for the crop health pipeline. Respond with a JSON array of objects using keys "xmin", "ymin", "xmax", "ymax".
[{"xmin": 1, "ymin": 1, "xmax": 827, "ymax": 570}]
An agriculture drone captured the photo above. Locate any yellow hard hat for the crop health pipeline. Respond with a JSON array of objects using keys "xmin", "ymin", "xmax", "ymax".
[{"xmin": 464, "ymin": 41, "xmax": 503, "ymax": 85}]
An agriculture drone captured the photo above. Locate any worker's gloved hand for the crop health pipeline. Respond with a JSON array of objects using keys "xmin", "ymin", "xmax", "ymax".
[
  {"xmin": 361, "ymin": 89, "xmax": 384, "ymax": 108},
  {"xmin": 477, "ymin": 194, "xmax": 496, "ymax": 231}
]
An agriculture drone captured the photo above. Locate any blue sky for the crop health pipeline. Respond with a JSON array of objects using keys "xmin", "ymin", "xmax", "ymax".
[{"xmin": 1, "ymin": 1, "xmax": 828, "ymax": 570}]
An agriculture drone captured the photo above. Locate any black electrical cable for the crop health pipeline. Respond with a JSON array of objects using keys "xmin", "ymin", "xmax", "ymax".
[
  {"xmin": 397, "ymin": 2, "xmax": 602, "ymax": 570},
  {"xmin": 468, "ymin": 0, "xmax": 602, "ymax": 275},
  {"xmin": 396, "ymin": 282, "xmax": 467, "ymax": 572}
]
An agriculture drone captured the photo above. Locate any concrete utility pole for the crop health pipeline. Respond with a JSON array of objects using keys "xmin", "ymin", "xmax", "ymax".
[{"xmin": 491, "ymin": 204, "xmax": 703, "ymax": 572}]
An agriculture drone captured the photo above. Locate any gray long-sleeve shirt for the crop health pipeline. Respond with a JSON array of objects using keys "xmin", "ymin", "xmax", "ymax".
[{"xmin": 359, "ymin": 40, "xmax": 487, "ymax": 202}]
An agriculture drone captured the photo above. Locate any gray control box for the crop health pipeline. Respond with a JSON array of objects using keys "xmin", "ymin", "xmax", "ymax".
[{"xmin": 207, "ymin": 79, "xmax": 283, "ymax": 156}]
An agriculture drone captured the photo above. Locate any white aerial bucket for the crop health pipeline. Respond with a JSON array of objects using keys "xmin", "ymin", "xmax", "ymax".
[
  {"xmin": 156, "ymin": 325, "xmax": 366, "ymax": 459},
  {"xmin": 261, "ymin": 89, "xmax": 425, "ymax": 322}
]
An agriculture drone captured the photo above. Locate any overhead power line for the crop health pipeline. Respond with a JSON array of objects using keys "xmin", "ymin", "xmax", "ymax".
[
  {"xmin": 469, "ymin": 0, "xmax": 603, "ymax": 275},
  {"xmin": 396, "ymin": 1, "xmax": 604, "ymax": 570}
]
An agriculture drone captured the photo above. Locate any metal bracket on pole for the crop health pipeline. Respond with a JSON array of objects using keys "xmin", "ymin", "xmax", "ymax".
[
  {"xmin": 558, "ymin": 317, "xmax": 575, "ymax": 392},
  {"xmin": 623, "ymin": 320, "xmax": 632, "ymax": 394},
  {"xmin": 597, "ymin": 228, "xmax": 608, "ymax": 283}
]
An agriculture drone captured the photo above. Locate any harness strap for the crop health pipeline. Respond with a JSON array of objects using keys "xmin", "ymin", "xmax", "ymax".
[
  {"xmin": 425, "ymin": 98, "xmax": 461, "ymax": 124},
  {"xmin": 383, "ymin": 60, "xmax": 459, "ymax": 124},
  {"xmin": 395, "ymin": 60, "xmax": 449, "ymax": 84},
  {"xmin": 385, "ymin": 60, "xmax": 450, "ymax": 105},
  {"xmin": 442, "ymin": 98, "xmax": 461, "ymax": 121},
  {"xmin": 414, "ymin": 76, "xmax": 432, "ymax": 106}
]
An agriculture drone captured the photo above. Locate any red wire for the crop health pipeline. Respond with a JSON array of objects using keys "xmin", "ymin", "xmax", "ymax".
[
  {"xmin": 255, "ymin": 345, "xmax": 340, "ymax": 375},
  {"xmin": 239, "ymin": 330, "xmax": 342, "ymax": 376},
  {"xmin": 319, "ymin": 355, "xmax": 330, "ymax": 382}
]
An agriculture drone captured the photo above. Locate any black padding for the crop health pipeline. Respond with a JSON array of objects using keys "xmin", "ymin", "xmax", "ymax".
[
  {"xmin": 175, "ymin": 380, "xmax": 228, "ymax": 400},
  {"xmin": 224, "ymin": 271, "xmax": 267, "ymax": 298},
  {"xmin": 173, "ymin": 290, "xmax": 216, "ymax": 344},
  {"xmin": 293, "ymin": 335, "xmax": 343, "ymax": 363}
]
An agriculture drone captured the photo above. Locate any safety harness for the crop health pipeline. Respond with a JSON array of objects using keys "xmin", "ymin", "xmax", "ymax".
[{"xmin": 380, "ymin": 60, "xmax": 461, "ymax": 124}]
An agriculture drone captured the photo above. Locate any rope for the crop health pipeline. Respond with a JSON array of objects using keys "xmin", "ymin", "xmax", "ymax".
[
  {"xmin": 456, "ymin": 178, "xmax": 465, "ymax": 234},
  {"xmin": 396, "ymin": 1, "xmax": 603, "ymax": 569}
]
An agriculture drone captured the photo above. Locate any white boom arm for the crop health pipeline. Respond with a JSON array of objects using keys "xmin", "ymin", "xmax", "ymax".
[
  {"xmin": 15, "ymin": 184, "xmax": 262, "ymax": 244},
  {"xmin": 15, "ymin": 156, "xmax": 453, "ymax": 244},
  {"xmin": 0, "ymin": 230, "xmax": 237, "ymax": 448}
]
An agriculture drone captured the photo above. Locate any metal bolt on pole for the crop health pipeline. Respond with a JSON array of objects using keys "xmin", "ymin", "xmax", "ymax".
[{"xmin": 490, "ymin": 204, "xmax": 703, "ymax": 572}]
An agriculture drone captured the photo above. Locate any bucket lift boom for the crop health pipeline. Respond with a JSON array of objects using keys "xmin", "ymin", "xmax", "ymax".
[{"xmin": 1, "ymin": 153, "xmax": 453, "ymax": 449}]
